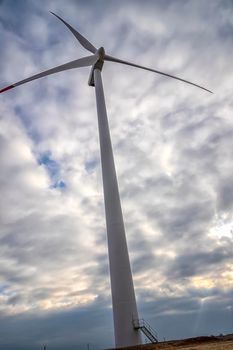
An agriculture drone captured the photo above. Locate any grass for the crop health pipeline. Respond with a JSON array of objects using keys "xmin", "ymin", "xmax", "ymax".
[{"xmin": 114, "ymin": 335, "xmax": 233, "ymax": 350}]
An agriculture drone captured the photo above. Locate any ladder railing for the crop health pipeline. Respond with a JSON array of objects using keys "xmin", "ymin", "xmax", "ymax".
[{"xmin": 133, "ymin": 318, "xmax": 158, "ymax": 343}]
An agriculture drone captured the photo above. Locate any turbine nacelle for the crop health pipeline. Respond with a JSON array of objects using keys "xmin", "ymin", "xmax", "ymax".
[{"xmin": 88, "ymin": 47, "xmax": 106, "ymax": 87}]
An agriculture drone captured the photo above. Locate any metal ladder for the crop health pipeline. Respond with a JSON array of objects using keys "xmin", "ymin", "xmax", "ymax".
[{"xmin": 133, "ymin": 318, "xmax": 158, "ymax": 343}]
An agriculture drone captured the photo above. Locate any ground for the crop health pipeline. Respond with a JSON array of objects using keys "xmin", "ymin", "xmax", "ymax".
[{"xmin": 113, "ymin": 335, "xmax": 233, "ymax": 350}]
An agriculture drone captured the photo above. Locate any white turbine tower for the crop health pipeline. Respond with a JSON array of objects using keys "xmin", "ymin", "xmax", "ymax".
[{"xmin": 0, "ymin": 13, "xmax": 212, "ymax": 348}]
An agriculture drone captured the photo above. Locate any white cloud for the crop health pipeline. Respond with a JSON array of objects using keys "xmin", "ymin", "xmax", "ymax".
[{"xmin": 0, "ymin": 0, "xmax": 233, "ymax": 348}]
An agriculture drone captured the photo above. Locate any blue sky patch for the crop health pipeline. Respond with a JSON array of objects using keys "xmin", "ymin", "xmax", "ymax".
[
  {"xmin": 85, "ymin": 158, "xmax": 99, "ymax": 172},
  {"xmin": 38, "ymin": 152, "xmax": 66, "ymax": 189},
  {"xmin": 52, "ymin": 180, "xmax": 66, "ymax": 190},
  {"xmin": 38, "ymin": 152, "xmax": 60, "ymax": 178}
]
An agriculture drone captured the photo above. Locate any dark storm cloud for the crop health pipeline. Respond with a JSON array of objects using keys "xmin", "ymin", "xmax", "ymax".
[
  {"xmin": 165, "ymin": 246, "xmax": 232, "ymax": 280},
  {"xmin": 0, "ymin": 300, "xmax": 114, "ymax": 350},
  {"xmin": 218, "ymin": 178, "xmax": 233, "ymax": 212},
  {"xmin": 138, "ymin": 287, "xmax": 233, "ymax": 339}
]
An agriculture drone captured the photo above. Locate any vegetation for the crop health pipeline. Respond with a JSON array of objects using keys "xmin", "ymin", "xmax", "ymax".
[{"xmin": 112, "ymin": 335, "xmax": 233, "ymax": 350}]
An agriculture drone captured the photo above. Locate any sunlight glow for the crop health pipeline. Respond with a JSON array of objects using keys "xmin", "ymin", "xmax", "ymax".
[
  {"xmin": 209, "ymin": 214, "xmax": 233, "ymax": 239},
  {"xmin": 192, "ymin": 276, "xmax": 215, "ymax": 289}
]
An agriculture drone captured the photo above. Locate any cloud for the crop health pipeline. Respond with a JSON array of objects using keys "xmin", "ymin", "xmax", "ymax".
[{"xmin": 0, "ymin": 0, "xmax": 233, "ymax": 348}]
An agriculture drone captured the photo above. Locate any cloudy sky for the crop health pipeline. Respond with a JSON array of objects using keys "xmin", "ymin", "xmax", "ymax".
[{"xmin": 0, "ymin": 0, "xmax": 233, "ymax": 349}]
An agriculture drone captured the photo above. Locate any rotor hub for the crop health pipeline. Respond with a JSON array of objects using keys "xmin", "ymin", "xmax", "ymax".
[{"xmin": 97, "ymin": 47, "xmax": 105, "ymax": 61}]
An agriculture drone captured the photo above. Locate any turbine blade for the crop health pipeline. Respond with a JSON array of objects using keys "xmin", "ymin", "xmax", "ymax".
[
  {"xmin": 105, "ymin": 54, "xmax": 213, "ymax": 94},
  {"xmin": 0, "ymin": 55, "xmax": 98, "ymax": 93},
  {"xmin": 50, "ymin": 12, "xmax": 97, "ymax": 54}
]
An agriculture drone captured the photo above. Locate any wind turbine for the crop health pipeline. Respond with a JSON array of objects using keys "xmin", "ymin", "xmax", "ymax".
[{"xmin": 0, "ymin": 12, "xmax": 212, "ymax": 348}]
